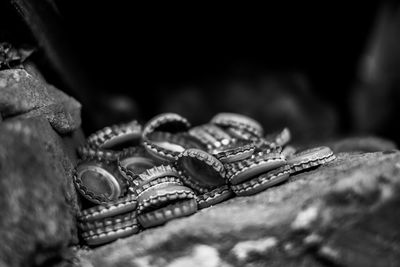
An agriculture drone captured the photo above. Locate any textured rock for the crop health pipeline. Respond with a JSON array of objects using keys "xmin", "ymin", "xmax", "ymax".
[
  {"xmin": 7, "ymin": 117, "xmax": 83, "ymax": 214},
  {"xmin": 166, "ymin": 245, "xmax": 224, "ymax": 267},
  {"xmin": 0, "ymin": 69, "xmax": 81, "ymax": 134},
  {"xmin": 11, "ymin": 100, "xmax": 82, "ymax": 135},
  {"xmin": 77, "ymin": 151, "xmax": 400, "ymax": 267},
  {"xmin": 231, "ymin": 237, "xmax": 278, "ymax": 262},
  {"xmin": 0, "ymin": 119, "xmax": 79, "ymax": 267}
]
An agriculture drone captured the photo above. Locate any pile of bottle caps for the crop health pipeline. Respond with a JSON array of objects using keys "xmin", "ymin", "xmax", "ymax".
[{"xmin": 74, "ymin": 113, "xmax": 336, "ymax": 246}]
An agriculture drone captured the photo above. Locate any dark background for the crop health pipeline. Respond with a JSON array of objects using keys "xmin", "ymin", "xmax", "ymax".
[{"xmin": 2, "ymin": 1, "xmax": 400, "ymax": 144}]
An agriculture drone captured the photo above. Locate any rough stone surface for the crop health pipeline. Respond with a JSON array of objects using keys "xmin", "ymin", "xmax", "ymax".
[
  {"xmin": 0, "ymin": 119, "xmax": 80, "ymax": 267},
  {"xmin": 11, "ymin": 117, "xmax": 84, "ymax": 214},
  {"xmin": 0, "ymin": 68, "xmax": 85, "ymax": 266},
  {"xmin": 0, "ymin": 69, "xmax": 81, "ymax": 134},
  {"xmin": 11, "ymin": 100, "xmax": 82, "ymax": 135},
  {"xmin": 166, "ymin": 245, "xmax": 223, "ymax": 267},
  {"xmin": 77, "ymin": 151, "xmax": 400, "ymax": 267}
]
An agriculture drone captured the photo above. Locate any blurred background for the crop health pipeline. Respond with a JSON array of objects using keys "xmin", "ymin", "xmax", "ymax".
[{"xmin": 1, "ymin": 1, "xmax": 400, "ymax": 144}]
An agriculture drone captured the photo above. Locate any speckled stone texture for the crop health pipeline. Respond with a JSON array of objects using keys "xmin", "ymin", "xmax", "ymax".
[
  {"xmin": 0, "ymin": 119, "xmax": 82, "ymax": 267},
  {"xmin": 77, "ymin": 150, "xmax": 400, "ymax": 267},
  {"xmin": 0, "ymin": 69, "xmax": 81, "ymax": 134},
  {"xmin": 12, "ymin": 117, "xmax": 84, "ymax": 214},
  {"xmin": 0, "ymin": 69, "xmax": 84, "ymax": 267}
]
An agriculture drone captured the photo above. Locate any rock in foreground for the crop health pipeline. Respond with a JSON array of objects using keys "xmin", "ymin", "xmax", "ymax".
[
  {"xmin": 0, "ymin": 69, "xmax": 81, "ymax": 134},
  {"xmin": 0, "ymin": 119, "xmax": 81, "ymax": 267},
  {"xmin": 77, "ymin": 151, "xmax": 400, "ymax": 267},
  {"xmin": 0, "ymin": 68, "xmax": 84, "ymax": 267}
]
